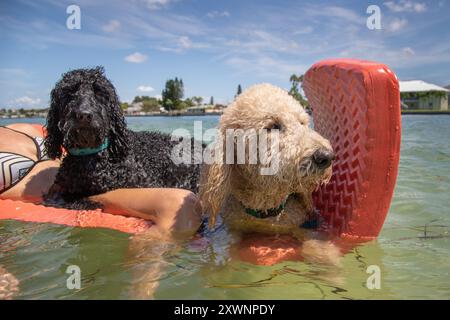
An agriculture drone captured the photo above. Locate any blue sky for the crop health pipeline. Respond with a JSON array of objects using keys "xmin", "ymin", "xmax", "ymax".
[{"xmin": 1, "ymin": 0, "xmax": 449, "ymax": 108}]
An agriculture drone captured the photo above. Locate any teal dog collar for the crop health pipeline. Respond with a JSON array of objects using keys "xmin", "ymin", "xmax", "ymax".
[{"xmin": 68, "ymin": 138, "xmax": 109, "ymax": 156}]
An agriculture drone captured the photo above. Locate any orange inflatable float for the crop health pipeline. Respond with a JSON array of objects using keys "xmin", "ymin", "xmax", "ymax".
[
  {"xmin": 0, "ymin": 59, "xmax": 401, "ymax": 242},
  {"xmin": 304, "ymin": 59, "xmax": 401, "ymax": 240},
  {"xmin": 0, "ymin": 199, "xmax": 152, "ymax": 234}
]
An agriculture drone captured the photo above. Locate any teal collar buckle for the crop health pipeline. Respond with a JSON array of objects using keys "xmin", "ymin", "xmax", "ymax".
[
  {"xmin": 243, "ymin": 199, "xmax": 287, "ymax": 219},
  {"xmin": 68, "ymin": 138, "xmax": 109, "ymax": 156}
]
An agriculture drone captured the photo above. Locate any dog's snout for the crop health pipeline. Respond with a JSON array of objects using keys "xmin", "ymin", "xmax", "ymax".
[
  {"xmin": 75, "ymin": 110, "xmax": 93, "ymax": 123},
  {"xmin": 312, "ymin": 149, "xmax": 335, "ymax": 169}
]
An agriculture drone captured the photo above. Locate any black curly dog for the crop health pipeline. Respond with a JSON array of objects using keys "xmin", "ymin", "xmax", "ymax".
[{"xmin": 44, "ymin": 67, "xmax": 202, "ymax": 209}]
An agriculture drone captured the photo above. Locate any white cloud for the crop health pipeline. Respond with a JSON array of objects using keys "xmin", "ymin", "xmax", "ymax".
[
  {"xmin": 384, "ymin": 1, "xmax": 427, "ymax": 13},
  {"xmin": 102, "ymin": 20, "xmax": 120, "ymax": 32},
  {"xmin": 178, "ymin": 36, "xmax": 192, "ymax": 49},
  {"xmin": 124, "ymin": 52, "xmax": 148, "ymax": 63},
  {"xmin": 305, "ymin": 6, "xmax": 365, "ymax": 24},
  {"xmin": 294, "ymin": 26, "xmax": 314, "ymax": 35},
  {"xmin": 402, "ymin": 47, "xmax": 415, "ymax": 56},
  {"xmin": 387, "ymin": 18, "xmax": 408, "ymax": 31},
  {"xmin": 157, "ymin": 36, "xmax": 209, "ymax": 53},
  {"xmin": 207, "ymin": 10, "xmax": 230, "ymax": 19},
  {"xmin": 14, "ymin": 96, "xmax": 41, "ymax": 106},
  {"xmin": 137, "ymin": 85, "xmax": 154, "ymax": 92},
  {"xmin": 223, "ymin": 30, "xmax": 301, "ymax": 55},
  {"xmin": 225, "ymin": 55, "xmax": 307, "ymax": 79},
  {"xmin": 142, "ymin": 0, "xmax": 175, "ymax": 10},
  {"xmin": 179, "ymin": 35, "xmax": 202, "ymax": 49}
]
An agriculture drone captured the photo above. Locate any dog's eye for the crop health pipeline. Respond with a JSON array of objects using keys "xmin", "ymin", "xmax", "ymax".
[
  {"xmin": 93, "ymin": 83, "xmax": 106, "ymax": 97},
  {"xmin": 265, "ymin": 122, "xmax": 282, "ymax": 131},
  {"xmin": 93, "ymin": 87, "xmax": 103, "ymax": 97}
]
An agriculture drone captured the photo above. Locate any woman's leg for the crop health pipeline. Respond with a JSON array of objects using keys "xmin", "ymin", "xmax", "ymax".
[{"xmin": 89, "ymin": 188, "xmax": 203, "ymax": 299}]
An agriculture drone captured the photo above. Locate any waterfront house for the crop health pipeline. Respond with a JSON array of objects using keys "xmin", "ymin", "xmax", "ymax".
[
  {"xmin": 446, "ymin": 85, "xmax": 450, "ymax": 105},
  {"xmin": 186, "ymin": 105, "xmax": 206, "ymax": 114},
  {"xmin": 400, "ymin": 80, "xmax": 449, "ymax": 110}
]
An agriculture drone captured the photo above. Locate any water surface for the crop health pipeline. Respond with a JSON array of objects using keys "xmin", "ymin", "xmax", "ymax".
[{"xmin": 0, "ymin": 115, "xmax": 449, "ymax": 299}]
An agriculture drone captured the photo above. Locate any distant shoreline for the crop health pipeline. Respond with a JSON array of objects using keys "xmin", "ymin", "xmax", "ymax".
[
  {"xmin": 2, "ymin": 110, "xmax": 450, "ymax": 120},
  {"xmin": 401, "ymin": 110, "xmax": 450, "ymax": 115},
  {"xmin": 0, "ymin": 112, "xmax": 223, "ymax": 120},
  {"xmin": 126, "ymin": 112, "xmax": 223, "ymax": 117}
]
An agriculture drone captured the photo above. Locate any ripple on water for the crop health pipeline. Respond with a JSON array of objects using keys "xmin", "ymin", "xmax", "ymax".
[{"xmin": 0, "ymin": 115, "xmax": 449, "ymax": 299}]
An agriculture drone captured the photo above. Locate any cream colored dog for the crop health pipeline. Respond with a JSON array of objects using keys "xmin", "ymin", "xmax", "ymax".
[{"xmin": 200, "ymin": 83, "xmax": 340, "ymax": 264}]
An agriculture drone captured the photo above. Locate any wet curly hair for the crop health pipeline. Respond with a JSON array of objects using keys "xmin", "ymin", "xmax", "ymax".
[{"xmin": 44, "ymin": 67, "xmax": 201, "ymax": 209}]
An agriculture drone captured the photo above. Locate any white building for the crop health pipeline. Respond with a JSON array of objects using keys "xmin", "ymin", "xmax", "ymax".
[{"xmin": 400, "ymin": 80, "xmax": 448, "ymax": 110}]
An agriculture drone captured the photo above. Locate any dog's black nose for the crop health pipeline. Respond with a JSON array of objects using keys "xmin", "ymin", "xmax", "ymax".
[
  {"xmin": 312, "ymin": 149, "xmax": 335, "ymax": 169},
  {"xmin": 75, "ymin": 110, "xmax": 93, "ymax": 123}
]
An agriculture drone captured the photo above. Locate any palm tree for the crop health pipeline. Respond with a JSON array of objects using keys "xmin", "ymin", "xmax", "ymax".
[{"xmin": 289, "ymin": 74, "xmax": 310, "ymax": 110}]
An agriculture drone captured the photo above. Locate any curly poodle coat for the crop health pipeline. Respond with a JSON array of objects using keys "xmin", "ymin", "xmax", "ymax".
[
  {"xmin": 44, "ymin": 67, "xmax": 201, "ymax": 208},
  {"xmin": 199, "ymin": 83, "xmax": 335, "ymax": 235}
]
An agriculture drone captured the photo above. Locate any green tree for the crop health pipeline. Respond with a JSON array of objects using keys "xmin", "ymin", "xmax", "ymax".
[
  {"xmin": 184, "ymin": 98, "xmax": 195, "ymax": 107},
  {"xmin": 141, "ymin": 97, "xmax": 161, "ymax": 112},
  {"xmin": 192, "ymin": 96, "xmax": 203, "ymax": 105},
  {"xmin": 120, "ymin": 102, "xmax": 129, "ymax": 110},
  {"xmin": 164, "ymin": 98, "xmax": 174, "ymax": 111},
  {"xmin": 177, "ymin": 101, "xmax": 189, "ymax": 110},
  {"xmin": 162, "ymin": 78, "xmax": 184, "ymax": 110},
  {"xmin": 132, "ymin": 96, "xmax": 156, "ymax": 104},
  {"xmin": 289, "ymin": 74, "xmax": 310, "ymax": 110},
  {"xmin": 194, "ymin": 96, "xmax": 203, "ymax": 106}
]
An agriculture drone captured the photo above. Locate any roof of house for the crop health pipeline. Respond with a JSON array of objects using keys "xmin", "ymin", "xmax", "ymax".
[{"xmin": 399, "ymin": 80, "xmax": 449, "ymax": 93}]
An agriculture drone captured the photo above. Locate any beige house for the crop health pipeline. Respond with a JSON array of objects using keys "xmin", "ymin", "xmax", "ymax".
[{"xmin": 400, "ymin": 80, "xmax": 449, "ymax": 110}]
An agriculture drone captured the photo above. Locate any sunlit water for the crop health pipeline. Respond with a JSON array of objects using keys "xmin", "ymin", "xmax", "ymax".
[{"xmin": 0, "ymin": 115, "xmax": 449, "ymax": 299}]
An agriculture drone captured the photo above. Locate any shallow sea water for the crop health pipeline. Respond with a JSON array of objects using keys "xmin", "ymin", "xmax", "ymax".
[{"xmin": 0, "ymin": 115, "xmax": 449, "ymax": 299}]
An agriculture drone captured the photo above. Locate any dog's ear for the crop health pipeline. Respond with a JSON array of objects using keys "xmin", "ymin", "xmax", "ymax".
[
  {"xmin": 199, "ymin": 163, "xmax": 232, "ymax": 229},
  {"xmin": 108, "ymin": 103, "xmax": 129, "ymax": 159},
  {"xmin": 44, "ymin": 87, "xmax": 64, "ymax": 159},
  {"xmin": 199, "ymin": 139, "xmax": 232, "ymax": 229},
  {"xmin": 91, "ymin": 66, "xmax": 128, "ymax": 159}
]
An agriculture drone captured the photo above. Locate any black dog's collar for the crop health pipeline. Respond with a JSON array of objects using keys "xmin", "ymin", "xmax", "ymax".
[
  {"xmin": 242, "ymin": 198, "xmax": 287, "ymax": 219},
  {"xmin": 67, "ymin": 138, "xmax": 109, "ymax": 156}
]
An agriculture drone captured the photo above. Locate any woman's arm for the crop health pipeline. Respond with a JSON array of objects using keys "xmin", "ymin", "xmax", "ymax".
[{"xmin": 89, "ymin": 188, "xmax": 203, "ymax": 239}]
